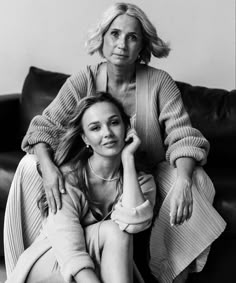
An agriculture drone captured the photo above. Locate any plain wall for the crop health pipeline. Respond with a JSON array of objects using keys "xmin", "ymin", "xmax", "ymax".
[{"xmin": 0, "ymin": 0, "xmax": 235, "ymax": 94}]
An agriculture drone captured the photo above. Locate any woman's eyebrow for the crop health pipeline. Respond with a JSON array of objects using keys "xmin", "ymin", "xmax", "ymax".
[
  {"xmin": 88, "ymin": 121, "xmax": 99, "ymax": 127},
  {"xmin": 109, "ymin": 114, "xmax": 119, "ymax": 119},
  {"xmin": 87, "ymin": 115, "xmax": 119, "ymax": 126}
]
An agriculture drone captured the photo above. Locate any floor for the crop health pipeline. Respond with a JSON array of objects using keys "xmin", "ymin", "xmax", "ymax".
[{"xmin": 0, "ymin": 257, "xmax": 6, "ymax": 283}]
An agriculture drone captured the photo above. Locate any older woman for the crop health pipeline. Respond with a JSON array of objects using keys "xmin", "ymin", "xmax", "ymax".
[{"xmin": 4, "ymin": 2, "xmax": 226, "ymax": 283}]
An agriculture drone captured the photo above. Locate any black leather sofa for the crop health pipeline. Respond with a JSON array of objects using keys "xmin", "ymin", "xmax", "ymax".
[{"xmin": 0, "ymin": 66, "xmax": 236, "ymax": 283}]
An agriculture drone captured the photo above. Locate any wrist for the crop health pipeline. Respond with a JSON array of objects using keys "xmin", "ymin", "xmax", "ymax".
[
  {"xmin": 176, "ymin": 175, "xmax": 192, "ymax": 188},
  {"xmin": 176, "ymin": 157, "xmax": 195, "ymax": 177},
  {"xmin": 34, "ymin": 143, "xmax": 54, "ymax": 167},
  {"xmin": 122, "ymin": 154, "xmax": 135, "ymax": 167}
]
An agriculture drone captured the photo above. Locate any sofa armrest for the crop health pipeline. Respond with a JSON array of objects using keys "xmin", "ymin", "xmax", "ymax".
[{"xmin": 0, "ymin": 93, "xmax": 22, "ymax": 151}]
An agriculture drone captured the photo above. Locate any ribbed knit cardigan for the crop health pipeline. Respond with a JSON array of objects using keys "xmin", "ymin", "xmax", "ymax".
[{"xmin": 22, "ymin": 62, "xmax": 209, "ymax": 167}]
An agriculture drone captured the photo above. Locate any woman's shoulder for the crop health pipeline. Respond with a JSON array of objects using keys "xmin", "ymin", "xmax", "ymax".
[
  {"xmin": 138, "ymin": 63, "xmax": 174, "ymax": 81},
  {"xmin": 68, "ymin": 63, "xmax": 102, "ymax": 83}
]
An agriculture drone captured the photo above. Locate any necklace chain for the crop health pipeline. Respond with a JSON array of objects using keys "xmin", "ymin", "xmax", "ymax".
[{"xmin": 88, "ymin": 158, "xmax": 120, "ymax": 182}]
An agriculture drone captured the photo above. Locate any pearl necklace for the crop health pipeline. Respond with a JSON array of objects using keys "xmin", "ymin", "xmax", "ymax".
[{"xmin": 88, "ymin": 158, "xmax": 120, "ymax": 182}]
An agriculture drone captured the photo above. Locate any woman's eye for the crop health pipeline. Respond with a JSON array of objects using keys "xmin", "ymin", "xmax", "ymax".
[
  {"xmin": 111, "ymin": 30, "xmax": 119, "ymax": 38},
  {"xmin": 128, "ymin": 34, "xmax": 138, "ymax": 41},
  {"xmin": 90, "ymin": 126, "xmax": 100, "ymax": 131},
  {"xmin": 111, "ymin": 120, "xmax": 120, "ymax": 125}
]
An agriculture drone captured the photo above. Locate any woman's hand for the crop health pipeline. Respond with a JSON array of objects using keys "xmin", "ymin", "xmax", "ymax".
[
  {"xmin": 121, "ymin": 128, "xmax": 141, "ymax": 161},
  {"xmin": 169, "ymin": 176, "xmax": 193, "ymax": 226},
  {"xmin": 41, "ymin": 162, "xmax": 65, "ymax": 214},
  {"xmin": 34, "ymin": 142, "xmax": 65, "ymax": 214}
]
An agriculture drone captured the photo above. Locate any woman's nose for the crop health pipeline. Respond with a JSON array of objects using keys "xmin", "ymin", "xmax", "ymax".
[
  {"xmin": 103, "ymin": 125, "xmax": 113, "ymax": 137},
  {"xmin": 117, "ymin": 36, "xmax": 126, "ymax": 49}
]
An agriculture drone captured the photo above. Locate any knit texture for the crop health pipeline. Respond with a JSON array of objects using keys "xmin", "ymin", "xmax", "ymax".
[{"xmin": 22, "ymin": 63, "xmax": 209, "ymax": 168}]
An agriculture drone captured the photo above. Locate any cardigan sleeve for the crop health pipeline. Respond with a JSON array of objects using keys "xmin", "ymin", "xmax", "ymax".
[
  {"xmin": 43, "ymin": 183, "xmax": 95, "ymax": 282},
  {"xmin": 110, "ymin": 173, "xmax": 156, "ymax": 234},
  {"xmin": 157, "ymin": 71, "xmax": 210, "ymax": 166},
  {"xmin": 21, "ymin": 69, "xmax": 88, "ymax": 154}
]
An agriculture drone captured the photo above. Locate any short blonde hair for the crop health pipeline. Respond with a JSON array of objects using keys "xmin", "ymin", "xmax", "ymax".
[{"xmin": 85, "ymin": 2, "xmax": 170, "ymax": 64}]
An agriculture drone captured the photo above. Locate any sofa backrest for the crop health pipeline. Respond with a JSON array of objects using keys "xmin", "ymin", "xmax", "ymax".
[
  {"xmin": 20, "ymin": 66, "xmax": 236, "ymax": 167},
  {"xmin": 20, "ymin": 66, "xmax": 69, "ymax": 139},
  {"xmin": 177, "ymin": 81, "xmax": 236, "ymax": 167}
]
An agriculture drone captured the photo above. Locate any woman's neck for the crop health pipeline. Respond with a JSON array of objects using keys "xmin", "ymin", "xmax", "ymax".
[
  {"xmin": 106, "ymin": 62, "xmax": 136, "ymax": 85},
  {"xmin": 88, "ymin": 155, "xmax": 121, "ymax": 181}
]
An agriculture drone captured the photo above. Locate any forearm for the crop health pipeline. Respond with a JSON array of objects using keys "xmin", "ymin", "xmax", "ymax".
[
  {"xmin": 33, "ymin": 142, "xmax": 55, "ymax": 172},
  {"xmin": 175, "ymin": 157, "xmax": 196, "ymax": 180},
  {"xmin": 122, "ymin": 156, "xmax": 145, "ymax": 208}
]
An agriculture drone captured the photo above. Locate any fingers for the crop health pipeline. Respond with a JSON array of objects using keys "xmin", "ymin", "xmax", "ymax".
[
  {"xmin": 169, "ymin": 177, "xmax": 193, "ymax": 226},
  {"xmin": 124, "ymin": 128, "xmax": 141, "ymax": 148},
  {"xmin": 179, "ymin": 206, "xmax": 188, "ymax": 225},
  {"xmin": 46, "ymin": 189, "xmax": 57, "ymax": 214},
  {"xmin": 59, "ymin": 178, "xmax": 66, "ymax": 194},
  {"xmin": 170, "ymin": 205, "xmax": 185, "ymax": 226},
  {"xmin": 125, "ymin": 128, "xmax": 136, "ymax": 142},
  {"xmin": 187, "ymin": 202, "xmax": 193, "ymax": 220},
  {"xmin": 170, "ymin": 202, "xmax": 193, "ymax": 226},
  {"xmin": 53, "ymin": 185, "xmax": 62, "ymax": 211},
  {"xmin": 45, "ymin": 175, "xmax": 65, "ymax": 214},
  {"xmin": 176, "ymin": 204, "xmax": 184, "ymax": 225},
  {"xmin": 56, "ymin": 176, "xmax": 66, "ymax": 210},
  {"xmin": 170, "ymin": 206, "xmax": 177, "ymax": 226}
]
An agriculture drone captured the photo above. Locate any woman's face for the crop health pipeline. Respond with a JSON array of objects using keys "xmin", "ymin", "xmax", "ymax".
[
  {"xmin": 81, "ymin": 101, "xmax": 126, "ymax": 158},
  {"xmin": 102, "ymin": 14, "xmax": 143, "ymax": 67}
]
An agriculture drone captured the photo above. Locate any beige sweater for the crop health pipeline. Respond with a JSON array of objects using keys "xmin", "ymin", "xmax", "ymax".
[{"xmin": 22, "ymin": 63, "xmax": 209, "ymax": 168}]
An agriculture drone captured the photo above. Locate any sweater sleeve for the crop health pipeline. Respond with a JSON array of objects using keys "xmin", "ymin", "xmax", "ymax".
[
  {"xmin": 111, "ymin": 173, "xmax": 156, "ymax": 234},
  {"xmin": 21, "ymin": 69, "xmax": 88, "ymax": 153},
  {"xmin": 157, "ymin": 71, "xmax": 210, "ymax": 166},
  {"xmin": 43, "ymin": 183, "xmax": 95, "ymax": 282}
]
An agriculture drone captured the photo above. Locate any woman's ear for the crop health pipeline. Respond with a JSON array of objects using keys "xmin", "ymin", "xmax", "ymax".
[{"xmin": 81, "ymin": 134, "xmax": 88, "ymax": 147}]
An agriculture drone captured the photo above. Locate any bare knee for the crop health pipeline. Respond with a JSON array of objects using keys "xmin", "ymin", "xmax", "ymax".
[{"xmin": 99, "ymin": 220, "xmax": 133, "ymax": 248}]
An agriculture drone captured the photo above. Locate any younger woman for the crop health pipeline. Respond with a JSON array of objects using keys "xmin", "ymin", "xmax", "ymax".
[{"xmin": 6, "ymin": 92, "xmax": 156, "ymax": 283}]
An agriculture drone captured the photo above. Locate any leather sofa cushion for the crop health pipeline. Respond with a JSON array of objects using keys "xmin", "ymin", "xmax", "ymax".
[
  {"xmin": 177, "ymin": 81, "xmax": 236, "ymax": 167},
  {"xmin": 0, "ymin": 94, "xmax": 21, "ymax": 151},
  {"xmin": 20, "ymin": 66, "xmax": 69, "ymax": 138}
]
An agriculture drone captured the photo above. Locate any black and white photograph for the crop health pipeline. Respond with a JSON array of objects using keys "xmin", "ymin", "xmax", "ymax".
[{"xmin": 0, "ymin": 1, "xmax": 235, "ymax": 282}]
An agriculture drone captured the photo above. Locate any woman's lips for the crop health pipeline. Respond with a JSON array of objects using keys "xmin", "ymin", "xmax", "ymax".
[{"xmin": 103, "ymin": 141, "xmax": 117, "ymax": 147}]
